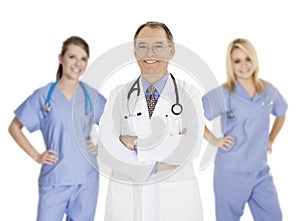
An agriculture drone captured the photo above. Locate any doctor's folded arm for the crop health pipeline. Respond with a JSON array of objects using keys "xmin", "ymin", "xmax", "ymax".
[
  {"xmin": 99, "ymin": 77, "xmax": 203, "ymax": 180},
  {"xmin": 98, "ymin": 21, "xmax": 204, "ymax": 221}
]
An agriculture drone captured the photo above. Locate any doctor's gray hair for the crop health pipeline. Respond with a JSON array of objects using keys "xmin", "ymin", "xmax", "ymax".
[
  {"xmin": 56, "ymin": 36, "xmax": 90, "ymax": 80},
  {"xmin": 134, "ymin": 21, "xmax": 174, "ymax": 43}
]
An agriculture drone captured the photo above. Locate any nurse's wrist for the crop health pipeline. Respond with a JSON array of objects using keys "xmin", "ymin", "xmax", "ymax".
[
  {"xmin": 32, "ymin": 151, "xmax": 41, "ymax": 163},
  {"xmin": 208, "ymin": 135, "xmax": 220, "ymax": 147}
]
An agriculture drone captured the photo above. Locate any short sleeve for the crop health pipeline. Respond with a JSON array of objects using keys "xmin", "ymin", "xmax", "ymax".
[
  {"xmin": 14, "ymin": 90, "xmax": 45, "ymax": 133},
  {"xmin": 269, "ymin": 85, "xmax": 288, "ymax": 117},
  {"xmin": 94, "ymin": 93, "xmax": 107, "ymax": 125},
  {"xmin": 202, "ymin": 87, "xmax": 226, "ymax": 121}
]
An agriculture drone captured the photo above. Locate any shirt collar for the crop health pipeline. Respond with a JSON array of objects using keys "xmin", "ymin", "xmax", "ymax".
[{"xmin": 141, "ymin": 72, "xmax": 169, "ymax": 95}]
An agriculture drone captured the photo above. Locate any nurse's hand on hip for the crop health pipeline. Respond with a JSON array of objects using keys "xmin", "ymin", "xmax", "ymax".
[
  {"xmin": 8, "ymin": 117, "xmax": 59, "ymax": 165},
  {"xmin": 86, "ymin": 138, "xmax": 98, "ymax": 155},
  {"xmin": 216, "ymin": 136, "xmax": 235, "ymax": 151},
  {"xmin": 37, "ymin": 150, "xmax": 59, "ymax": 165},
  {"xmin": 204, "ymin": 126, "xmax": 234, "ymax": 151}
]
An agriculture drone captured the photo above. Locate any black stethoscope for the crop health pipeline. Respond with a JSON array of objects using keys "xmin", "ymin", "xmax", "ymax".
[
  {"xmin": 43, "ymin": 80, "xmax": 93, "ymax": 115},
  {"xmin": 127, "ymin": 73, "xmax": 183, "ymax": 117}
]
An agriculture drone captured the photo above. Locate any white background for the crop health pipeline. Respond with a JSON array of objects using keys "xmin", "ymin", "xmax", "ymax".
[{"xmin": 1, "ymin": 0, "xmax": 299, "ymax": 220}]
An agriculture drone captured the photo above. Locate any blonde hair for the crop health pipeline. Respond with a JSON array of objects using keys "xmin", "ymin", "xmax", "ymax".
[{"xmin": 224, "ymin": 38, "xmax": 267, "ymax": 94}]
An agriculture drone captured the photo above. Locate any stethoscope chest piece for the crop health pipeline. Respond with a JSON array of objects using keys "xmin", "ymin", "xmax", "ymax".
[
  {"xmin": 171, "ymin": 103, "xmax": 183, "ymax": 115},
  {"xmin": 226, "ymin": 110, "xmax": 235, "ymax": 119},
  {"xmin": 226, "ymin": 91, "xmax": 235, "ymax": 119},
  {"xmin": 43, "ymin": 102, "xmax": 52, "ymax": 112},
  {"xmin": 43, "ymin": 80, "xmax": 58, "ymax": 112}
]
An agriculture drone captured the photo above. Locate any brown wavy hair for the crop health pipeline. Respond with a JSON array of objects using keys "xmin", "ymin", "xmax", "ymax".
[{"xmin": 56, "ymin": 36, "xmax": 89, "ymax": 80}]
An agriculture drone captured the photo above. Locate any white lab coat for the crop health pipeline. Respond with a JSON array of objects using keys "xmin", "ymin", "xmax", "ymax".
[{"xmin": 99, "ymin": 76, "xmax": 204, "ymax": 221}]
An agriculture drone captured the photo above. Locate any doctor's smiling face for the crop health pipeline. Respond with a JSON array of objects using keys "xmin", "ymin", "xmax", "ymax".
[{"xmin": 134, "ymin": 24, "xmax": 175, "ymax": 84}]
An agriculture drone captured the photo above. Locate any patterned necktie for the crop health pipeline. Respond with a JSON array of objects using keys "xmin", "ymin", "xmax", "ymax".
[{"xmin": 146, "ymin": 85, "xmax": 157, "ymax": 118}]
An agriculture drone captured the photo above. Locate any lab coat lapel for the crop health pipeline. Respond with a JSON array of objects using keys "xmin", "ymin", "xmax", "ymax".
[
  {"xmin": 128, "ymin": 76, "xmax": 175, "ymax": 119},
  {"xmin": 126, "ymin": 78, "xmax": 149, "ymax": 119},
  {"xmin": 152, "ymin": 78, "xmax": 174, "ymax": 118}
]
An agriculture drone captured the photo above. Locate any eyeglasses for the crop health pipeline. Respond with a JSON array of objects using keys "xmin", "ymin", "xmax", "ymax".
[{"xmin": 134, "ymin": 40, "xmax": 172, "ymax": 56}]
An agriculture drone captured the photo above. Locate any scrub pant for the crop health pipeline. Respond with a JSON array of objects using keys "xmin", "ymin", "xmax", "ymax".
[
  {"xmin": 37, "ymin": 179, "xmax": 99, "ymax": 221},
  {"xmin": 214, "ymin": 165, "xmax": 282, "ymax": 221}
]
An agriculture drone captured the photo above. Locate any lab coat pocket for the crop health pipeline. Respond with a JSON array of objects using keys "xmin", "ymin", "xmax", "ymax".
[
  {"xmin": 159, "ymin": 180, "xmax": 202, "ymax": 221},
  {"xmin": 167, "ymin": 114, "xmax": 182, "ymax": 135}
]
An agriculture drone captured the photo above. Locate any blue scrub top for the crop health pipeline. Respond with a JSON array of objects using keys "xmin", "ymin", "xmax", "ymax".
[
  {"xmin": 202, "ymin": 81, "xmax": 287, "ymax": 172},
  {"xmin": 14, "ymin": 82, "xmax": 106, "ymax": 185}
]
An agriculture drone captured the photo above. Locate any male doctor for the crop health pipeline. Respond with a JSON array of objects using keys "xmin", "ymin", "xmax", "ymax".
[{"xmin": 99, "ymin": 21, "xmax": 204, "ymax": 221}]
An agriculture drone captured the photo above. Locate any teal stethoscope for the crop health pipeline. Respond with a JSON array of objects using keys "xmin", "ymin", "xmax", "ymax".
[{"xmin": 44, "ymin": 80, "xmax": 94, "ymax": 139}]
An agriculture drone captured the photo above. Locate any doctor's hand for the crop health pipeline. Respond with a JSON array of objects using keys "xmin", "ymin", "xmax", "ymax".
[
  {"xmin": 179, "ymin": 128, "xmax": 187, "ymax": 135},
  {"xmin": 217, "ymin": 136, "xmax": 234, "ymax": 151},
  {"xmin": 156, "ymin": 162, "xmax": 178, "ymax": 172},
  {"xmin": 37, "ymin": 150, "xmax": 59, "ymax": 165},
  {"xmin": 119, "ymin": 135, "xmax": 138, "ymax": 151},
  {"xmin": 86, "ymin": 138, "xmax": 98, "ymax": 155}
]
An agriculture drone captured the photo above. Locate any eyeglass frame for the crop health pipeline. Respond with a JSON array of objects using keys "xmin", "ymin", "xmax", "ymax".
[{"xmin": 134, "ymin": 38, "xmax": 174, "ymax": 56}]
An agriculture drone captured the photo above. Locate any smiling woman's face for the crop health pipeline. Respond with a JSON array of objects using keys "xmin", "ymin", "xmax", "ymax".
[
  {"xmin": 231, "ymin": 48, "xmax": 254, "ymax": 81},
  {"xmin": 59, "ymin": 44, "xmax": 88, "ymax": 81}
]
